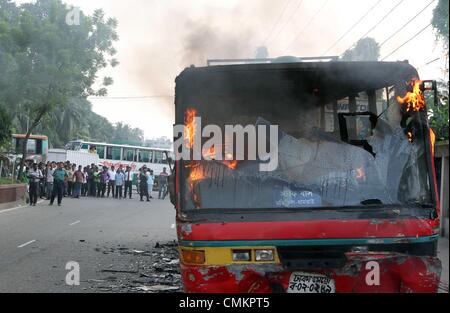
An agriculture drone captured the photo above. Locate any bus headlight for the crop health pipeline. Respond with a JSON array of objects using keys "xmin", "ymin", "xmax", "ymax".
[
  {"xmin": 232, "ymin": 250, "xmax": 251, "ymax": 262},
  {"xmin": 255, "ymin": 249, "xmax": 274, "ymax": 262}
]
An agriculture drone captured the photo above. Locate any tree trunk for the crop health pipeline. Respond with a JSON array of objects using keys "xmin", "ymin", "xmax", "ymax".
[{"xmin": 17, "ymin": 109, "xmax": 47, "ymax": 180}]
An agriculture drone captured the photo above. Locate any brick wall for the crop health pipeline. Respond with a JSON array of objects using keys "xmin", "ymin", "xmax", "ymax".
[{"xmin": 0, "ymin": 184, "xmax": 26, "ymax": 204}]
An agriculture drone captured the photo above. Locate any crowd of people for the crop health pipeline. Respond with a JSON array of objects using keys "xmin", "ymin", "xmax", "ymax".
[{"xmin": 24, "ymin": 160, "xmax": 170, "ymax": 207}]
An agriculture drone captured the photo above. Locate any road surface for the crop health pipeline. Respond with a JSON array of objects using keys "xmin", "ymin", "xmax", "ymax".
[
  {"xmin": 0, "ymin": 195, "xmax": 178, "ymax": 292},
  {"xmin": 0, "ymin": 195, "xmax": 448, "ymax": 292}
]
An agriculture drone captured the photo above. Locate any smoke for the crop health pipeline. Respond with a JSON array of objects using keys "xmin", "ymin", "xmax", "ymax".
[{"xmin": 181, "ymin": 20, "xmax": 255, "ymax": 67}]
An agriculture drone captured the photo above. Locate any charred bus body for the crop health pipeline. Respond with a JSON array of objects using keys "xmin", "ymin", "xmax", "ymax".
[{"xmin": 172, "ymin": 61, "xmax": 442, "ymax": 293}]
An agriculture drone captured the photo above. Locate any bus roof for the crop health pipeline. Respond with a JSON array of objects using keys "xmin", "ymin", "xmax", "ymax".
[
  {"xmin": 13, "ymin": 134, "xmax": 49, "ymax": 140},
  {"xmin": 69, "ymin": 140, "xmax": 172, "ymax": 152},
  {"xmin": 175, "ymin": 60, "xmax": 419, "ymax": 110}
]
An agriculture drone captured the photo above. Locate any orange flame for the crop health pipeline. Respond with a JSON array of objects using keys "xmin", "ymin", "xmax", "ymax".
[
  {"xmin": 430, "ymin": 128, "xmax": 436, "ymax": 157},
  {"xmin": 396, "ymin": 79, "xmax": 425, "ymax": 112},
  {"xmin": 184, "ymin": 108, "xmax": 197, "ymax": 148},
  {"xmin": 189, "ymin": 163, "xmax": 204, "ymax": 181},
  {"xmin": 223, "ymin": 160, "xmax": 238, "ymax": 170},
  {"xmin": 407, "ymin": 131, "xmax": 414, "ymax": 143},
  {"xmin": 355, "ymin": 167, "xmax": 366, "ymax": 181}
]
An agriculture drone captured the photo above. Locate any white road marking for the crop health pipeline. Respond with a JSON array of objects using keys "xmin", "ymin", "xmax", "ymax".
[
  {"xmin": 171, "ymin": 224, "xmax": 175, "ymax": 229},
  {"xmin": 17, "ymin": 240, "xmax": 36, "ymax": 248},
  {"xmin": 69, "ymin": 220, "xmax": 81, "ymax": 226},
  {"xmin": 0, "ymin": 200, "xmax": 45, "ymax": 215}
]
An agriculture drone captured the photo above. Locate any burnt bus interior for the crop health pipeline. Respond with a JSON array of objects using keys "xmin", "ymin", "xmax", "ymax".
[{"xmin": 175, "ymin": 61, "xmax": 436, "ymax": 213}]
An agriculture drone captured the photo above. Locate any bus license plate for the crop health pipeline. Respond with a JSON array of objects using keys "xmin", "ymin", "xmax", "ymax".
[{"xmin": 287, "ymin": 272, "xmax": 335, "ymax": 293}]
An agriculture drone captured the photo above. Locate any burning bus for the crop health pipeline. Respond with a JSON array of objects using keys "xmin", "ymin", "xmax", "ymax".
[{"xmin": 171, "ymin": 60, "xmax": 442, "ymax": 293}]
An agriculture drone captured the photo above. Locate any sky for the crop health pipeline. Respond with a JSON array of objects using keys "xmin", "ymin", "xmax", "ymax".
[{"xmin": 14, "ymin": 0, "xmax": 449, "ymax": 139}]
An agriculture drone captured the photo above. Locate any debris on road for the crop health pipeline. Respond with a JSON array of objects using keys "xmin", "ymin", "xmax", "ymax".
[{"xmin": 88, "ymin": 240, "xmax": 181, "ymax": 293}]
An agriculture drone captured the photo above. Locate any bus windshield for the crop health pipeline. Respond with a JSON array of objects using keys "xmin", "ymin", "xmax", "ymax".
[{"xmin": 181, "ymin": 82, "xmax": 433, "ymax": 211}]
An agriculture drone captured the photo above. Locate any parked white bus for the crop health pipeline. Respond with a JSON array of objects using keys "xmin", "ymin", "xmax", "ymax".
[{"xmin": 64, "ymin": 140, "xmax": 173, "ymax": 174}]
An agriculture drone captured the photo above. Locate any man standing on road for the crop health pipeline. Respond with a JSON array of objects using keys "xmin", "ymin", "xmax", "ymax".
[
  {"xmin": 147, "ymin": 169, "xmax": 155, "ymax": 199},
  {"xmin": 158, "ymin": 167, "xmax": 169, "ymax": 200},
  {"xmin": 66, "ymin": 164, "xmax": 75, "ymax": 197},
  {"xmin": 45, "ymin": 162, "xmax": 55, "ymax": 200},
  {"xmin": 139, "ymin": 167, "xmax": 150, "ymax": 202},
  {"xmin": 28, "ymin": 163, "xmax": 43, "ymax": 206},
  {"xmin": 124, "ymin": 166, "xmax": 133, "ymax": 199},
  {"xmin": 107, "ymin": 166, "xmax": 116, "ymax": 198},
  {"xmin": 115, "ymin": 167, "xmax": 125, "ymax": 199},
  {"xmin": 50, "ymin": 162, "xmax": 68, "ymax": 206},
  {"xmin": 92, "ymin": 166, "xmax": 100, "ymax": 197},
  {"xmin": 38, "ymin": 163, "xmax": 46, "ymax": 199},
  {"xmin": 73, "ymin": 165, "xmax": 84, "ymax": 198},
  {"xmin": 98, "ymin": 166, "xmax": 109, "ymax": 198}
]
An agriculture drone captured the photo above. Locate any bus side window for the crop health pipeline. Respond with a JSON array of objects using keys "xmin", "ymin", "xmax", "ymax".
[
  {"xmin": 97, "ymin": 146, "xmax": 106, "ymax": 159},
  {"xmin": 154, "ymin": 151, "xmax": 167, "ymax": 164},
  {"xmin": 106, "ymin": 146, "xmax": 121, "ymax": 160},
  {"xmin": 36, "ymin": 140, "xmax": 43, "ymax": 155},
  {"xmin": 138, "ymin": 150, "xmax": 150, "ymax": 163},
  {"xmin": 123, "ymin": 148, "xmax": 135, "ymax": 162}
]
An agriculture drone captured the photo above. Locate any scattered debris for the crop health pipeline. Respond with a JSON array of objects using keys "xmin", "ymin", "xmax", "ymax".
[{"xmin": 88, "ymin": 240, "xmax": 181, "ymax": 293}]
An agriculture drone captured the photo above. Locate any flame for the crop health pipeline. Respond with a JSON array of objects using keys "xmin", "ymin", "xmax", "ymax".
[
  {"xmin": 189, "ymin": 163, "xmax": 204, "ymax": 181},
  {"xmin": 355, "ymin": 167, "xmax": 366, "ymax": 181},
  {"xmin": 407, "ymin": 131, "xmax": 414, "ymax": 143},
  {"xmin": 430, "ymin": 128, "xmax": 436, "ymax": 157},
  {"xmin": 184, "ymin": 108, "xmax": 197, "ymax": 148},
  {"xmin": 203, "ymin": 145, "xmax": 216, "ymax": 160},
  {"xmin": 396, "ymin": 79, "xmax": 425, "ymax": 112},
  {"xmin": 223, "ymin": 160, "xmax": 238, "ymax": 170},
  {"xmin": 202, "ymin": 145, "xmax": 239, "ymax": 169}
]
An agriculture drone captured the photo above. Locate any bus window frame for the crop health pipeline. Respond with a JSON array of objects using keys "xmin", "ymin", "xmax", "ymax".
[
  {"xmin": 96, "ymin": 145, "xmax": 106, "ymax": 159},
  {"xmin": 122, "ymin": 148, "xmax": 136, "ymax": 162},
  {"xmin": 106, "ymin": 146, "xmax": 122, "ymax": 161}
]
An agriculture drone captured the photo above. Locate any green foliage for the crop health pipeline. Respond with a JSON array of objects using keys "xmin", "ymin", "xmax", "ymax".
[
  {"xmin": 0, "ymin": 0, "xmax": 121, "ymax": 176},
  {"xmin": 432, "ymin": 0, "xmax": 449, "ymax": 49},
  {"xmin": 0, "ymin": 105, "xmax": 11, "ymax": 148},
  {"xmin": 427, "ymin": 81, "xmax": 449, "ymax": 141},
  {"xmin": 341, "ymin": 37, "xmax": 380, "ymax": 61}
]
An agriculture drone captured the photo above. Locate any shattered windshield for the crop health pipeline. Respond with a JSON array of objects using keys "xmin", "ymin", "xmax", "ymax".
[{"xmin": 181, "ymin": 84, "xmax": 433, "ymax": 211}]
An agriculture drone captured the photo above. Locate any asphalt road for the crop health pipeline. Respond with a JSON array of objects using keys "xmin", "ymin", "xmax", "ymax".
[
  {"xmin": 0, "ymin": 194, "xmax": 448, "ymax": 293},
  {"xmin": 0, "ymin": 194, "xmax": 177, "ymax": 293}
]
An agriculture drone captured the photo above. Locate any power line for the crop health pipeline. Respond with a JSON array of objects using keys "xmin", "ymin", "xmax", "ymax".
[
  {"xmin": 269, "ymin": 0, "xmax": 304, "ymax": 46},
  {"xmin": 88, "ymin": 96, "xmax": 173, "ymax": 100},
  {"xmin": 381, "ymin": 23, "xmax": 432, "ymax": 61},
  {"xmin": 284, "ymin": 0, "xmax": 329, "ymax": 53},
  {"xmin": 379, "ymin": 0, "xmax": 436, "ymax": 47},
  {"xmin": 343, "ymin": 0, "xmax": 404, "ymax": 53},
  {"xmin": 417, "ymin": 57, "xmax": 441, "ymax": 70},
  {"xmin": 321, "ymin": 0, "xmax": 383, "ymax": 56},
  {"xmin": 262, "ymin": 0, "xmax": 293, "ymax": 46}
]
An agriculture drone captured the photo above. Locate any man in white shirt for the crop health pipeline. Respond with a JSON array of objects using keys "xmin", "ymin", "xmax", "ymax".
[
  {"xmin": 107, "ymin": 166, "xmax": 116, "ymax": 198},
  {"xmin": 28, "ymin": 163, "xmax": 43, "ymax": 206},
  {"xmin": 124, "ymin": 166, "xmax": 133, "ymax": 199},
  {"xmin": 45, "ymin": 162, "xmax": 56, "ymax": 200}
]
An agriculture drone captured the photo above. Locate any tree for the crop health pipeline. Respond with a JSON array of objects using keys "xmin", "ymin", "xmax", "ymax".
[
  {"xmin": 0, "ymin": 0, "xmax": 119, "ymax": 178},
  {"xmin": 431, "ymin": 0, "xmax": 449, "ymax": 49},
  {"xmin": 341, "ymin": 37, "xmax": 380, "ymax": 61},
  {"xmin": 427, "ymin": 81, "xmax": 449, "ymax": 141},
  {"xmin": 0, "ymin": 105, "xmax": 11, "ymax": 149}
]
